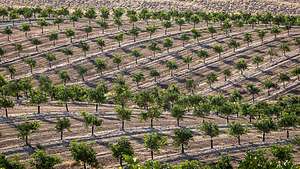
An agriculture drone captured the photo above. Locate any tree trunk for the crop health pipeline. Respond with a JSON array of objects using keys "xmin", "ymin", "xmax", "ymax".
[
  {"xmin": 5, "ymin": 108, "xmax": 8, "ymax": 118},
  {"xmin": 151, "ymin": 150, "xmax": 154, "ymax": 160},
  {"xmin": 92, "ymin": 125, "xmax": 94, "ymax": 136},
  {"xmin": 150, "ymin": 118, "xmax": 153, "ymax": 129},
  {"xmin": 177, "ymin": 118, "xmax": 180, "ymax": 127},
  {"xmin": 61, "ymin": 130, "xmax": 63, "ymax": 140},
  {"xmin": 287, "ymin": 129, "xmax": 289, "ymax": 139},
  {"xmin": 226, "ymin": 116, "xmax": 229, "ymax": 124},
  {"xmin": 119, "ymin": 156, "xmax": 123, "ymax": 167},
  {"xmin": 249, "ymin": 115, "xmax": 252, "ymax": 123},
  {"xmin": 210, "ymin": 137, "xmax": 213, "ymax": 149},
  {"xmin": 84, "ymin": 162, "xmax": 87, "ymax": 169},
  {"xmin": 262, "ymin": 132, "xmax": 265, "ymax": 142},
  {"xmin": 238, "ymin": 135, "xmax": 241, "ymax": 145},
  {"xmin": 38, "ymin": 105, "xmax": 40, "ymax": 114},
  {"xmin": 25, "ymin": 135, "xmax": 28, "ymax": 145},
  {"xmin": 95, "ymin": 103, "xmax": 99, "ymax": 113},
  {"xmin": 65, "ymin": 103, "xmax": 69, "ymax": 112},
  {"xmin": 121, "ymin": 120, "xmax": 125, "ymax": 131},
  {"xmin": 181, "ymin": 144, "xmax": 184, "ymax": 154}
]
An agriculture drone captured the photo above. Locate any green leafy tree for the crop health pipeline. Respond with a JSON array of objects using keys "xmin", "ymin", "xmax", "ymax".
[
  {"xmin": 207, "ymin": 72, "xmax": 218, "ymax": 88},
  {"xmin": 30, "ymin": 38, "xmax": 42, "ymax": 52},
  {"xmin": 114, "ymin": 33, "xmax": 124, "ymax": 47},
  {"xmin": 14, "ymin": 43, "xmax": 23, "ymax": 57},
  {"xmin": 271, "ymin": 145, "xmax": 293, "ymax": 162},
  {"xmin": 59, "ymin": 70, "xmax": 70, "ymax": 85},
  {"xmin": 115, "ymin": 105, "xmax": 132, "ymax": 131},
  {"xmin": 141, "ymin": 105, "xmax": 162, "ymax": 128},
  {"xmin": 171, "ymin": 104, "xmax": 186, "ymax": 127},
  {"xmin": 235, "ymin": 59, "xmax": 248, "ymax": 75},
  {"xmin": 132, "ymin": 72, "xmax": 145, "ymax": 88},
  {"xmin": 291, "ymin": 67, "xmax": 300, "ymax": 81},
  {"xmin": 182, "ymin": 56, "xmax": 193, "ymax": 70},
  {"xmin": 44, "ymin": 53, "xmax": 56, "ymax": 68},
  {"xmin": 96, "ymin": 38, "xmax": 105, "ymax": 52},
  {"xmin": 81, "ymin": 112, "xmax": 103, "ymax": 136},
  {"xmin": 17, "ymin": 121, "xmax": 40, "ymax": 146},
  {"xmin": 61, "ymin": 48, "xmax": 73, "ymax": 63},
  {"xmin": 263, "ymin": 79, "xmax": 277, "ymax": 96},
  {"xmin": 213, "ymin": 44, "xmax": 224, "ymax": 60},
  {"xmin": 208, "ymin": 26, "xmax": 217, "ymax": 38},
  {"xmin": 55, "ymin": 117, "xmax": 71, "ymax": 140},
  {"xmin": 129, "ymin": 27, "xmax": 140, "ymax": 42},
  {"xmin": 150, "ymin": 69, "xmax": 160, "ymax": 82},
  {"xmin": 246, "ymin": 83, "xmax": 260, "ymax": 103},
  {"xmin": 54, "ymin": 85, "xmax": 71, "ymax": 112},
  {"xmin": 84, "ymin": 8, "xmax": 97, "ymax": 25},
  {"xmin": 64, "ymin": 28, "xmax": 75, "ymax": 43},
  {"xmin": 200, "ymin": 121, "xmax": 219, "ymax": 149},
  {"xmin": 270, "ymin": 26, "xmax": 281, "ymax": 39},
  {"xmin": 131, "ymin": 49, "xmax": 142, "ymax": 65},
  {"xmin": 173, "ymin": 128, "xmax": 193, "ymax": 154},
  {"xmin": 93, "ymin": 58, "xmax": 106, "ymax": 74},
  {"xmin": 48, "ymin": 32, "xmax": 58, "ymax": 46},
  {"xmin": 278, "ymin": 113, "xmax": 298, "ymax": 139},
  {"xmin": 278, "ymin": 73, "xmax": 290, "ymax": 88},
  {"xmin": 280, "ymin": 42, "xmax": 290, "ymax": 57},
  {"xmin": 53, "ymin": 17, "xmax": 63, "ymax": 30},
  {"xmin": 146, "ymin": 25, "xmax": 157, "ymax": 38},
  {"xmin": 243, "ymin": 32, "xmax": 253, "ymax": 46},
  {"xmin": 228, "ymin": 122, "xmax": 247, "ymax": 145},
  {"xmin": 78, "ymin": 41, "xmax": 90, "ymax": 57},
  {"xmin": 191, "ymin": 28, "xmax": 201, "ymax": 43},
  {"xmin": 252, "ymin": 55, "xmax": 264, "ymax": 68},
  {"xmin": 76, "ymin": 66, "xmax": 88, "ymax": 81},
  {"xmin": 30, "ymin": 150, "xmax": 61, "ymax": 169},
  {"xmin": 180, "ymin": 33, "xmax": 190, "ymax": 47},
  {"xmin": 29, "ymin": 89, "xmax": 48, "ymax": 114},
  {"xmin": 0, "ymin": 154, "xmax": 25, "ymax": 169},
  {"xmin": 254, "ymin": 118, "xmax": 277, "ymax": 142},
  {"xmin": 196, "ymin": 50, "xmax": 209, "ymax": 63},
  {"xmin": 144, "ymin": 132, "xmax": 167, "ymax": 160},
  {"xmin": 3, "ymin": 26, "xmax": 13, "ymax": 41},
  {"xmin": 0, "ymin": 97, "xmax": 14, "ymax": 118},
  {"xmin": 148, "ymin": 41, "xmax": 161, "ymax": 58},
  {"xmin": 24, "ymin": 58, "xmax": 36, "ymax": 74},
  {"xmin": 223, "ymin": 68, "xmax": 232, "ymax": 81},
  {"xmin": 113, "ymin": 54, "xmax": 122, "ymax": 70},
  {"xmin": 228, "ymin": 39, "xmax": 240, "ymax": 52},
  {"xmin": 166, "ymin": 60, "xmax": 178, "ymax": 77},
  {"xmin": 110, "ymin": 137, "xmax": 134, "ymax": 167},
  {"xmin": 96, "ymin": 19, "xmax": 108, "ymax": 34},
  {"xmin": 163, "ymin": 37, "xmax": 173, "ymax": 53},
  {"xmin": 20, "ymin": 23, "xmax": 30, "ymax": 38},
  {"xmin": 88, "ymin": 82, "xmax": 108, "ymax": 113},
  {"xmin": 256, "ymin": 29, "xmax": 267, "ymax": 43},
  {"xmin": 162, "ymin": 20, "xmax": 172, "ymax": 35},
  {"xmin": 70, "ymin": 141, "xmax": 98, "ymax": 169},
  {"xmin": 175, "ymin": 18, "xmax": 185, "ymax": 31}
]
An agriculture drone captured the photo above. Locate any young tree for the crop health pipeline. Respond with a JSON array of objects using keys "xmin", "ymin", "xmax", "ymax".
[
  {"xmin": 30, "ymin": 150, "xmax": 61, "ymax": 169},
  {"xmin": 14, "ymin": 43, "xmax": 23, "ymax": 57},
  {"xmin": 171, "ymin": 104, "xmax": 186, "ymax": 127},
  {"xmin": 270, "ymin": 26, "xmax": 281, "ymax": 39},
  {"xmin": 235, "ymin": 59, "xmax": 248, "ymax": 75},
  {"xmin": 96, "ymin": 38, "xmax": 105, "ymax": 52},
  {"xmin": 228, "ymin": 122, "xmax": 247, "ymax": 145},
  {"xmin": 166, "ymin": 60, "xmax": 178, "ymax": 77},
  {"xmin": 30, "ymin": 38, "xmax": 42, "ymax": 52},
  {"xmin": 254, "ymin": 118, "xmax": 277, "ymax": 142},
  {"xmin": 150, "ymin": 69, "xmax": 160, "ymax": 83},
  {"xmin": 291, "ymin": 67, "xmax": 300, "ymax": 81},
  {"xmin": 88, "ymin": 82, "xmax": 108, "ymax": 113},
  {"xmin": 162, "ymin": 20, "xmax": 172, "ymax": 35},
  {"xmin": 278, "ymin": 73, "xmax": 290, "ymax": 88},
  {"xmin": 219, "ymin": 102, "xmax": 235, "ymax": 123},
  {"xmin": 110, "ymin": 137, "xmax": 134, "ymax": 167},
  {"xmin": 191, "ymin": 28, "xmax": 201, "ymax": 43},
  {"xmin": 246, "ymin": 83, "xmax": 260, "ymax": 103},
  {"xmin": 182, "ymin": 56, "xmax": 193, "ymax": 70},
  {"xmin": 48, "ymin": 32, "xmax": 58, "ymax": 46},
  {"xmin": 206, "ymin": 72, "xmax": 218, "ymax": 88},
  {"xmin": 17, "ymin": 121, "xmax": 40, "ymax": 146},
  {"xmin": 55, "ymin": 85, "xmax": 71, "ymax": 112},
  {"xmin": 141, "ymin": 105, "xmax": 162, "ymax": 129},
  {"xmin": 146, "ymin": 25, "xmax": 157, "ymax": 38},
  {"xmin": 84, "ymin": 8, "xmax": 97, "ymax": 25},
  {"xmin": 53, "ymin": 17, "xmax": 63, "ymax": 30},
  {"xmin": 223, "ymin": 68, "xmax": 232, "ymax": 81},
  {"xmin": 199, "ymin": 121, "xmax": 219, "ymax": 149},
  {"xmin": 278, "ymin": 113, "xmax": 298, "ymax": 139},
  {"xmin": 70, "ymin": 141, "xmax": 98, "ymax": 169},
  {"xmin": 114, "ymin": 33, "xmax": 124, "ymax": 47},
  {"xmin": 163, "ymin": 37, "xmax": 173, "ymax": 53},
  {"xmin": 115, "ymin": 105, "xmax": 132, "ymax": 131},
  {"xmin": 20, "ymin": 23, "xmax": 30, "ymax": 38},
  {"xmin": 263, "ymin": 79, "xmax": 277, "ymax": 96},
  {"xmin": 69, "ymin": 15, "xmax": 79, "ymax": 27},
  {"xmin": 61, "ymin": 48, "xmax": 73, "ymax": 63},
  {"xmin": 227, "ymin": 39, "xmax": 240, "ymax": 52},
  {"xmin": 59, "ymin": 70, "xmax": 70, "ymax": 85},
  {"xmin": 37, "ymin": 19, "xmax": 48, "ymax": 34},
  {"xmin": 131, "ymin": 49, "xmax": 142, "ymax": 65},
  {"xmin": 78, "ymin": 41, "xmax": 90, "ymax": 57},
  {"xmin": 180, "ymin": 33, "xmax": 190, "ymax": 47},
  {"xmin": 64, "ymin": 29, "xmax": 75, "ymax": 43},
  {"xmin": 280, "ymin": 42, "xmax": 290, "ymax": 57},
  {"xmin": 175, "ymin": 18, "xmax": 185, "ymax": 31},
  {"xmin": 97, "ymin": 19, "xmax": 108, "ymax": 34},
  {"xmin": 29, "ymin": 89, "xmax": 48, "ymax": 114},
  {"xmin": 213, "ymin": 45, "xmax": 224, "ymax": 60},
  {"xmin": 44, "ymin": 53, "xmax": 56, "ymax": 68},
  {"xmin": 271, "ymin": 145, "xmax": 293, "ymax": 162},
  {"xmin": 256, "ymin": 29, "xmax": 267, "ymax": 43},
  {"xmin": 132, "ymin": 72, "xmax": 145, "ymax": 88},
  {"xmin": 190, "ymin": 14, "xmax": 200, "ymax": 28},
  {"xmin": 173, "ymin": 127, "xmax": 193, "ymax": 154},
  {"xmin": 76, "ymin": 66, "xmax": 88, "ymax": 81},
  {"xmin": 129, "ymin": 27, "xmax": 140, "ymax": 42},
  {"xmin": 3, "ymin": 26, "xmax": 13, "ymax": 41},
  {"xmin": 0, "ymin": 153, "xmax": 25, "ymax": 169},
  {"xmin": 196, "ymin": 50, "xmax": 209, "ymax": 63},
  {"xmin": 0, "ymin": 97, "xmax": 14, "ymax": 118},
  {"xmin": 81, "ymin": 112, "xmax": 103, "ymax": 136},
  {"xmin": 93, "ymin": 58, "xmax": 106, "ymax": 74},
  {"xmin": 243, "ymin": 32, "xmax": 252, "ymax": 46},
  {"xmin": 55, "ymin": 117, "xmax": 71, "ymax": 140},
  {"xmin": 24, "ymin": 58, "xmax": 36, "ymax": 74},
  {"xmin": 267, "ymin": 47, "xmax": 278, "ymax": 62},
  {"xmin": 148, "ymin": 41, "xmax": 161, "ymax": 58},
  {"xmin": 252, "ymin": 55, "xmax": 264, "ymax": 68},
  {"xmin": 144, "ymin": 132, "xmax": 167, "ymax": 160},
  {"xmin": 208, "ymin": 26, "xmax": 217, "ymax": 38},
  {"xmin": 185, "ymin": 78, "xmax": 196, "ymax": 94},
  {"xmin": 113, "ymin": 54, "xmax": 122, "ymax": 70}
]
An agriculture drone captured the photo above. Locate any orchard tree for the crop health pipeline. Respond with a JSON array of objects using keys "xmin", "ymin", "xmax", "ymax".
[
  {"xmin": 59, "ymin": 70, "xmax": 70, "ymax": 85},
  {"xmin": 173, "ymin": 127, "xmax": 193, "ymax": 154},
  {"xmin": 280, "ymin": 42, "xmax": 290, "ymax": 57},
  {"xmin": 270, "ymin": 26, "xmax": 281, "ymax": 39},
  {"xmin": 191, "ymin": 28, "xmax": 201, "ymax": 43},
  {"xmin": 263, "ymin": 79, "xmax": 277, "ymax": 96},
  {"xmin": 243, "ymin": 32, "xmax": 253, "ymax": 46},
  {"xmin": 256, "ymin": 29, "xmax": 267, "ymax": 43},
  {"xmin": 144, "ymin": 132, "xmax": 167, "ymax": 160},
  {"xmin": 206, "ymin": 72, "xmax": 218, "ymax": 88},
  {"xmin": 31, "ymin": 150, "xmax": 61, "ymax": 169},
  {"xmin": 180, "ymin": 33, "xmax": 190, "ymax": 47},
  {"xmin": 3, "ymin": 26, "xmax": 13, "ymax": 41},
  {"xmin": 110, "ymin": 137, "xmax": 134, "ymax": 167},
  {"xmin": 213, "ymin": 44, "xmax": 224, "ymax": 60},
  {"xmin": 81, "ymin": 112, "xmax": 103, "ymax": 136},
  {"xmin": 182, "ymin": 56, "xmax": 193, "ymax": 70},
  {"xmin": 44, "ymin": 53, "xmax": 56, "ymax": 68},
  {"xmin": 88, "ymin": 82, "xmax": 108, "ymax": 113},
  {"xmin": 48, "ymin": 32, "xmax": 58, "ymax": 46},
  {"xmin": 254, "ymin": 118, "xmax": 277, "ymax": 142},
  {"xmin": 115, "ymin": 105, "xmax": 132, "ymax": 131},
  {"xmin": 146, "ymin": 25, "xmax": 157, "ymax": 38},
  {"xmin": 228, "ymin": 122, "xmax": 247, "ymax": 145},
  {"xmin": 17, "ymin": 121, "xmax": 40, "ymax": 146},
  {"xmin": 37, "ymin": 19, "xmax": 48, "ymax": 34},
  {"xmin": 196, "ymin": 50, "xmax": 209, "ymax": 63},
  {"xmin": 148, "ymin": 41, "xmax": 161, "ymax": 58},
  {"xmin": 252, "ymin": 55, "xmax": 264, "ymax": 68},
  {"xmin": 0, "ymin": 97, "xmax": 14, "ymax": 118},
  {"xmin": 61, "ymin": 48, "xmax": 73, "ymax": 63},
  {"xmin": 84, "ymin": 8, "xmax": 97, "ymax": 25},
  {"xmin": 20, "ymin": 23, "xmax": 30, "ymax": 38},
  {"xmin": 163, "ymin": 37, "xmax": 173, "ymax": 53},
  {"xmin": 228, "ymin": 39, "xmax": 240, "ymax": 52},
  {"xmin": 64, "ymin": 29, "xmax": 75, "ymax": 43},
  {"xmin": 175, "ymin": 18, "xmax": 185, "ymax": 31},
  {"xmin": 114, "ymin": 33, "xmax": 124, "ymax": 47},
  {"xmin": 0, "ymin": 153, "xmax": 25, "ymax": 169},
  {"xmin": 141, "ymin": 105, "xmax": 162, "ymax": 129},
  {"xmin": 113, "ymin": 54, "xmax": 122, "ymax": 70},
  {"xmin": 278, "ymin": 113, "xmax": 298, "ymax": 139},
  {"xmin": 129, "ymin": 27, "xmax": 140, "ymax": 42},
  {"xmin": 171, "ymin": 104, "xmax": 186, "ymax": 127},
  {"xmin": 24, "ymin": 58, "xmax": 36, "ymax": 74},
  {"xmin": 291, "ymin": 67, "xmax": 300, "ymax": 81},
  {"xmin": 208, "ymin": 26, "xmax": 217, "ymax": 38},
  {"xmin": 131, "ymin": 49, "xmax": 142, "ymax": 65},
  {"xmin": 150, "ymin": 69, "xmax": 160, "ymax": 82},
  {"xmin": 223, "ymin": 68, "xmax": 232, "ymax": 81},
  {"xmin": 76, "ymin": 66, "xmax": 88, "ymax": 81},
  {"xmin": 268, "ymin": 47, "xmax": 278, "ymax": 62},
  {"xmin": 29, "ymin": 89, "xmax": 48, "ymax": 114},
  {"xmin": 53, "ymin": 17, "xmax": 63, "ymax": 30},
  {"xmin": 200, "ymin": 121, "xmax": 219, "ymax": 149},
  {"xmin": 162, "ymin": 20, "xmax": 172, "ymax": 35},
  {"xmin": 30, "ymin": 38, "xmax": 42, "ymax": 52},
  {"xmin": 132, "ymin": 72, "xmax": 145, "ymax": 88},
  {"xmin": 96, "ymin": 38, "xmax": 105, "ymax": 52},
  {"xmin": 78, "ymin": 41, "xmax": 90, "ymax": 57},
  {"xmin": 14, "ymin": 43, "xmax": 23, "ymax": 57},
  {"xmin": 70, "ymin": 141, "xmax": 98, "ymax": 169},
  {"xmin": 246, "ymin": 83, "xmax": 260, "ymax": 103},
  {"xmin": 0, "ymin": 47, "xmax": 5, "ymax": 61},
  {"xmin": 55, "ymin": 85, "xmax": 71, "ymax": 112},
  {"xmin": 235, "ymin": 59, "xmax": 248, "ymax": 75},
  {"xmin": 97, "ymin": 19, "xmax": 108, "ymax": 34},
  {"xmin": 278, "ymin": 73, "xmax": 290, "ymax": 88},
  {"xmin": 55, "ymin": 117, "xmax": 71, "ymax": 140},
  {"xmin": 93, "ymin": 58, "xmax": 106, "ymax": 74},
  {"xmin": 166, "ymin": 60, "xmax": 178, "ymax": 77}
]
